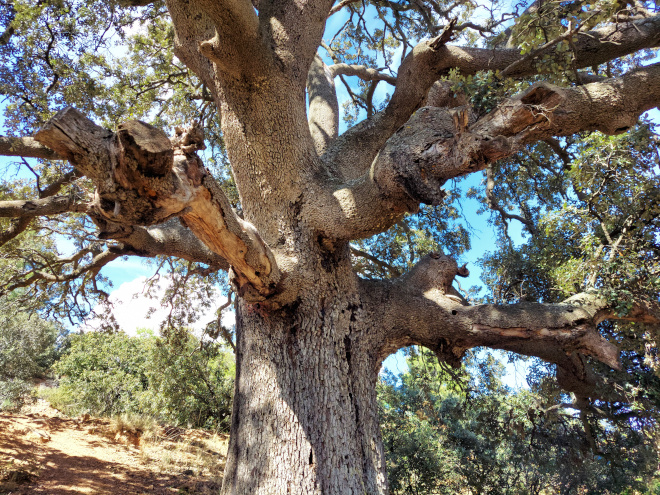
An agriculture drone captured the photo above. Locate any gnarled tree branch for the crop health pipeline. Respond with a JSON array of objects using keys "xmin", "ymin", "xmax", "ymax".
[
  {"xmin": 323, "ymin": 14, "xmax": 660, "ymax": 181},
  {"xmin": 361, "ymin": 253, "xmax": 658, "ymax": 397},
  {"xmin": 33, "ymin": 107, "xmax": 279, "ymax": 300},
  {"xmin": 305, "ymin": 62, "xmax": 660, "ymax": 241},
  {"xmin": 0, "ymin": 169, "xmax": 84, "ymax": 247}
]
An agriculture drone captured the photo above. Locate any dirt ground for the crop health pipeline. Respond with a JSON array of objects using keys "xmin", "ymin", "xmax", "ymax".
[{"xmin": 0, "ymin": 399, "xmax": 228, "ymax": 494}]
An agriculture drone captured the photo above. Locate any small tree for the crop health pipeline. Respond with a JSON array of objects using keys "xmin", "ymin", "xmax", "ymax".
[
  {"xmin": 380, "ymin": 348, "xmax": 659, "ymax": 494},
  {"xmin": 0, "ymin": 305, "xmax": 60, "ymax": 410},
  {"xmin": 52, "ymin": 328, "xmax": 234, "ymax": 428}
]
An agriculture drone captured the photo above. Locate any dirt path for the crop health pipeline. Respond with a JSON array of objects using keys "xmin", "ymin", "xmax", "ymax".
[{"xmin": 0, "ymin": 400, "xmax": 226, "ymax": 494}]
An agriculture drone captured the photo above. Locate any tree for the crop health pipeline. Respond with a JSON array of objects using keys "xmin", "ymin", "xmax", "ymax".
[
  {"xmin": 379, "ymin": 348, "xmax": 659, "ymax": 494},
  {"xmin": 0, "ymin": 302, "xmax": 60, "ymax": 411},
  {"xmin": 51, "ymin": 327, "xmax": 234, "ymax": 429},
  {"xmin": 1, "ymin": 0, "xmax": 659, "ymax": 492}
]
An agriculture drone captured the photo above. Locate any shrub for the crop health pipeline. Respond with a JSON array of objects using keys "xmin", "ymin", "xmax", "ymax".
[
  {"xmin": 0, "ymin": 310, "xmax": 60, "ymax": 411},
  {"xmin": 52, "ymin": 328, "xmax": 234, "ymax": 430},
  {"xmin": 147, "ymin": 327, "xmax": 234, "ymax": 430},
  {"xmin": 53, "ymin": 331, "xmax": 151, "ymax": 416}
]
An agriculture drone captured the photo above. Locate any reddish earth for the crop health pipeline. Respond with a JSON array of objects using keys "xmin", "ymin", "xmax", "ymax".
[{"xmin": 0, "ymin": 400, "xmax": 227, "ymax": 494}]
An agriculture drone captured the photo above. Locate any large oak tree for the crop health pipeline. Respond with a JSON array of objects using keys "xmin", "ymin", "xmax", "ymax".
[{"xmin": 1, "ymin": 0, "xmax": 659, "ymax": 492}]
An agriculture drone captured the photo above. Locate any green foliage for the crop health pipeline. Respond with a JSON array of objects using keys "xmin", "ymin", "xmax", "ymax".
[
  {"xmin": 379, "ymin": 348, "xmax": 660, "ymax": 494},
  {"xmin": 52, "ymin": 328, "xmax": 234, "ymax": 430},
  {"xmin": 53, "ymin": 330, "xmax": 151, "ymax": 416},
  {"xmin": 0, "ymin": 0, "xmax": 232, "ymax": 324},
  {"xmin": 478, "ymin": 123, "xmax": 659, "ymax": 305},
  {"xmin": 0, "ymin": 305, "xmax": 61, "ymax": 411},
  {"xmin": 145, "ymin": 327, "xmax": 234, "ymax": 430},
  {"xmin": 351, "ymin": 192, "xmax": 471, "ymax": 279}
]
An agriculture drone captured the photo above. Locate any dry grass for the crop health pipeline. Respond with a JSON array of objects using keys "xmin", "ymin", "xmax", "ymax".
[
  {"xmin": 139, "ymin": 424, "xmax": 229, "ymax": 483},
  {"xmin": 105, "ymin": 413, "xmax": 229, "ymax": 487}
]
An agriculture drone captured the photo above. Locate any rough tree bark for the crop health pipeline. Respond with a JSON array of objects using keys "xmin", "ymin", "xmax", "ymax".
[{"xmin": 3, "ymin": 1, "xmax": 660, "ymax": 493}]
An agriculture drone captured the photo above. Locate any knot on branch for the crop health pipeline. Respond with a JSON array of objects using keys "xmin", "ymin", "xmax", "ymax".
[
  {"xmin": 430, "ymin": 338, "xmax": 466, "ymax": 368},
  {"xmin": 198, "ymin": 34, "xmax": 223, "ymax": 65},
  {"xmin": 372, "ymin": 106, "xmax": 477, "ymax": 208},
  {"xmin": 172, "ymin": 124, "xmax": 206, "ymax": 153},
  {"xmin": 404, "ymin": 252, "xmax": 467, "ymax": 295}
]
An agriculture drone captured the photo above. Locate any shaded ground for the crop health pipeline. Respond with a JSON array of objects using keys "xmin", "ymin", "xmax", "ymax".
[{"xmin": 0, "ymin": 399, "xmax": 227, "ymax": 494}]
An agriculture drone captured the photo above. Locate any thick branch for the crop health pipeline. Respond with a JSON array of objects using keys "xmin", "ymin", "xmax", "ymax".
[
  {"xmin": 165, "ymin": 0, "xmax": 219, "ymax": 100},
  {"xmin": 362, "ymin": 254, "xmax": 658, "ymax": 396},
  {"xmin": 0, "ymin": 195, "xmax": 86, "ymax": 218},
  {"xmin": 255, "ymin": 0, "xmax": 334, "ymax": 84},
  {"xmin": 196, "ymin": 0, "xmax": 267, "ymax": 80},
  {"xmin": 98, "ymin": 219, "xmax": 231, "ymax": 271},
  {"xmin": 324, "ymin": 14, "xmax": 660, "ymax": 180},
  {"xmin": 2, "ymin": 218, "xmax": 230, "ymax": 297},
  {"xmin": 0, "ymin": 217, "xmax": 32, "ymax": 247},
  {"xmin": 34, "ymin": 107, "xmax": 279, "ymax": 300},
  {"xmin": 0, "ymin": 136, "xmax": 61, "ymax": 160},
  {"xmin": 306, "ymin": 63, "xmax": 660, "ymax": 241},
  {"xmin": 307, "ymin": 54, "xmax": 339, "ymax": 155}
]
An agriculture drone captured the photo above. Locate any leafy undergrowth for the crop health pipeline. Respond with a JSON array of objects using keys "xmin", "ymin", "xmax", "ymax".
[{"xmin": 0, "ymin": 398, "xmax": 228, "ymax": 494}]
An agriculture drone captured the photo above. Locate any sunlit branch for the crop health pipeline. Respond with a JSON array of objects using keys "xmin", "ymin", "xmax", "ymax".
[{"xmin": 0, "ymin": 136, "xmax": 61, "ymax": 160}]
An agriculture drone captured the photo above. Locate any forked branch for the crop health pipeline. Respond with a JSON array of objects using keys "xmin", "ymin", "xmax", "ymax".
[
  {"xmin": 361, "ymin": 254, "xmax": 659, "ymax": 396},
  {"xmin": 323, "ymin": 14, "xmax": 660, "ymax": 179},
  {"xmin": 306, "ymin": 63, "xmax": 660, "ymax": 241},
  {"xmin": 33, "ymin": 107, "xmax": 279, "ymax": 300}
]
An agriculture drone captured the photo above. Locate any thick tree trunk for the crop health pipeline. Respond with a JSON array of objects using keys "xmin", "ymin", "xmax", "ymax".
[{"xmin": 222, "ymin": 260, "xmax": 389, "ymax": 494}]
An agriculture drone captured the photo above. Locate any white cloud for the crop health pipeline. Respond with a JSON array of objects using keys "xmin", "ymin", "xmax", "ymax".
[{"xmin": 83, "ymin": 275, "xmax": 235, "ymax": 338}]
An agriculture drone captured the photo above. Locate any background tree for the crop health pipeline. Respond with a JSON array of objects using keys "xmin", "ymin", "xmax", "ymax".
[
  {"xmin": 50, "ymin": 327, "xmax": 234, "ymax": 429},
  {"xmin": 0, "ymin": 300, "xmax": 61, "ymax": 411},
  {"xmin": 380, "ymin": 348, "xmax": 659, "ymax": 494},
  {"xmin": 0, "ymin": 0, "xmax": 659, "ymax": 492}
]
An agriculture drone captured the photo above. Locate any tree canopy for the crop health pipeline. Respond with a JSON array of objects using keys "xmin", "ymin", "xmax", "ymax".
[{"xmin": 1, "ymin": 0, "xmax": 660, "ymax": 491}]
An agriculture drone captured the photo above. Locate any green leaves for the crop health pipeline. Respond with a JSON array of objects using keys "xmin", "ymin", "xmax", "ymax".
[
  {"xmin": 0, "ymin": 306, "xmax": 62, "ymax": 410},
  {"xmin": 52, "ymin": 327, "xmax": 234, "ymax": 429},
  {"xmin": 379, "ymin": 348, "xmax": 660, "ymax": 494}
]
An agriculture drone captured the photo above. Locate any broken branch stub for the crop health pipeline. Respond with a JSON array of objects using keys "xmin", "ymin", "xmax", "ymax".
[{"xmin": 117, "ymin": 121, "xmax": 174, "ymax": 177}]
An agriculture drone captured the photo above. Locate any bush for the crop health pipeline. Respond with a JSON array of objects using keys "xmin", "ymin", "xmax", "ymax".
[
  {"xmin": 53, "ymin": 331, "xmax": 151, "ymax": 416},
  {"xmin": 147, "ymin": 327, "xmax": 234, "ymax": 430},
  {"xmin": 52, "ymin": 328, "xmax": 234, "ymax": 430},
  {"xmin": 0, "ymin": 310, "xmax": 60, "ymax": 411}
]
